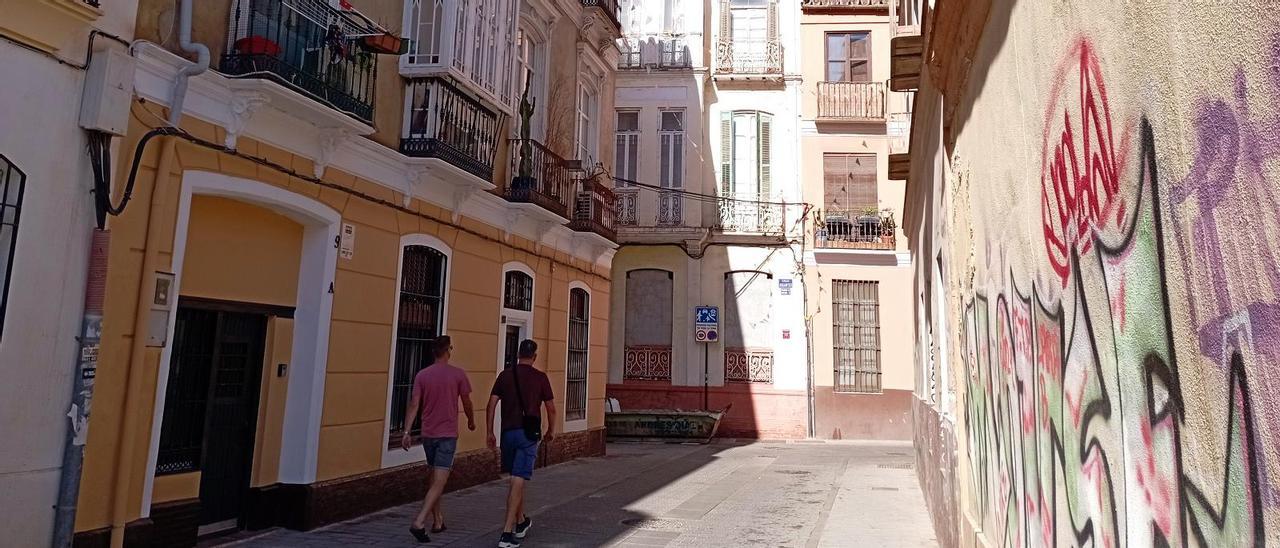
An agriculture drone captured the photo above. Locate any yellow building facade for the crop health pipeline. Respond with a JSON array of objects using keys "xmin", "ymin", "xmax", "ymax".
[{"xmin": 72, "ymin": 0, "xmax": 622, "ymax": 545}]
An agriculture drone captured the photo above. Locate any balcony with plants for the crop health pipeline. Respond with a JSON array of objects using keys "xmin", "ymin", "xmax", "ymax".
[
  {"xmin": 507, "ymin": 137, "xmax": 575, "ymax": 220},
  {"xmin": 223, "ymin": 0, "xmax": 405, "ymax": 123},
  {"xmin": 814, "ymin": 208, "xmax": 897, "ymax": 250},
  {"xmin": 401, "ymin": 77, "xmax": 501, "ymax": 182}
]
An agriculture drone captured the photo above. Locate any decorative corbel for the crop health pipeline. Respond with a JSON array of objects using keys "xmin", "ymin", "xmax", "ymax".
[
  {"xmin": 449, "ymin": 185, "xmax": 478, "ymax": 223},
  {"xmin": 402, "ymin": 165, "xmax": 430, "ymax": 207},
  {"xmin": 225, "ymin": 91, "xmax": 269, "ymax": 149},
  {"xmin": 533, "ymin": 220, "xmax": 557, "ymax": 252},
  {"xmin": 503, "ymin": 211, "xmax": 526, "ymax": 242},
  {"xmin": 314, "ymin": 129, "xmax": 352, "ymax": 179}
]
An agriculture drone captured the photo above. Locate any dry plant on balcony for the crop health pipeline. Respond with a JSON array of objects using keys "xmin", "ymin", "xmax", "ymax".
[{"xmin": 543, "ymin": 76, "xmax": 577, "ymax": 160}]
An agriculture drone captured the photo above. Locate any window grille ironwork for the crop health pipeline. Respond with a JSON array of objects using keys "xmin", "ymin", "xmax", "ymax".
[
  {"xmin": 0, "ymin": 155, "xmax": 25, "ymax": 342},
  {"xmin": 566, "ymin": 289, "xmax": 589, "ymax": 420},
  {"xmin": 833, "ymin": 280, "xmax": 881, "ymax": 393},
  {"xmin": 388, "ymin": 245, "xmax": 448, "ymax": 444},
  {"xmin": 402, "ymin": 77, "xmax": 500, "ymax": 181},
  {"xmin": 504, "ymin": 270, "xmax": 533, "ymax": 311}
]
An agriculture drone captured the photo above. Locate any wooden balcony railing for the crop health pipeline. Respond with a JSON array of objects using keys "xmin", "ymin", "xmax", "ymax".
[
  {"xmin": 223, "ymin": 0, "xmax": 382, "ymax": 122},
  {"xmin": 507, "ymin": 139, "xmax": 574, "ymax": 219},
  {"xmin": 817, "ymin": 81, "xmax": 887, "ymax": 121},
  {"xmin": 816, "ymin": 210, "xmax": 897, "ymax": 249},
  {"xmin": 570, "ymin": 178, "xmax": 618, "ymax": 241},
  {"xmin": 401, "ymin": 77, "xmax": 500, "ymax": 181},
  {"xmin": 716, "ymin": 39, "xmax": 783, "ymax": 75}
]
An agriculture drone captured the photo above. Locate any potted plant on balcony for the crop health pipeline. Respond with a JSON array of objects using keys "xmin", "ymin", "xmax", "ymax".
[
  {"xmin": 880, "ymin": 208, "xmax": 897, "ymax": 246},
  {"xmin": 361, "ymin": 32, "xmax": 406, "ymax": 55},
  {"xmin": 813, "ymin": 209, "xmax": 828, "ymax": 246},
  {"xmin": 511, "ymin": 71, "xmax": 537, "ymax": 195}
]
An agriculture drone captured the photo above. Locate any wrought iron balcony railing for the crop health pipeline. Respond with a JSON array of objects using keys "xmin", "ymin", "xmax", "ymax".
[
  {"xmin": 716, "ymin": 193, "xmax": 788, "ymax": 235},
  {"xmin": 725, "ymin": 348, "xmax": 773, "ymax": 383},
  {"xmin": 401, "ymin": 77, "xmax": 500, "ymax": 181},
  {"xmin": 570, "ymin": 178, "xmax": 618, "ymax": 241},
  {"xmin": 816, "ymin": 210, "xmax": 897, "ymax": 249},
  {"xmin": 223, "ymin": 0, "xmax": 379, "ymax": 122},
  {"xmin": 715, "ymin": 39, "xmax": 783, "ymax": 76},
  {"xmin": 618, "ymin": 37, "xmax": 692, "ymax": 70},
  {"xmin": 801, "ymin": 0, "xmax": 891, "ymax": 8},
  {"xmin": 614, "ymin": 187, "xmax": 686, "ymax": 229},
  {"xmin": 507, "ymin": 139, "xmax": 574, "ymax": 219},
  {"xmin": 817, "ymin": 81, "xmax": 887, "ymax": 121},
  {"xmin": 580, "ymin": 0, "xmax": 622, "ymax": 31}
]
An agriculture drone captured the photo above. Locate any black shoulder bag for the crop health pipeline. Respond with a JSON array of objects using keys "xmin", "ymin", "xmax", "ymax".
[{"xmin": 511, "ymin": 366, "xmax": 542, "ymax": 442}]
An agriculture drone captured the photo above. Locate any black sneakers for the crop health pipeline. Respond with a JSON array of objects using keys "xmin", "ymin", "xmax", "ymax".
[
  {"xmin": 409, "ymin": 527, "xmax": 430, "ymax": 543},
  {"xmin": 498, "ymin": 531, "xmax": 522, "ymax": 547},
  {"xmin": 515, "ymin": 516, "xmax": 533, "ymax": 539}
]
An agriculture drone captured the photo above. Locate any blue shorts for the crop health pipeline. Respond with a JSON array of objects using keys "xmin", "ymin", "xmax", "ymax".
[
  {"xmin": 423, "ymin": 437, "xmax": 457, "ymax": 470},
  {"xmin": 500, "ymin": 429, "xmax": 539, "ymax": 480}
]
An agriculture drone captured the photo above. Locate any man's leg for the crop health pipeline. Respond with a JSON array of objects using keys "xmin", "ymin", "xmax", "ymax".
[
  {"xmin": 503, "ymin": 476, "xmax": 526, "ymax": 533},
  {"xmin": 412, "ymin": 466, "xmax": 436, "ymax": 530},
  {"xmin": 423, "ymin": 468, "xmax": 450, "ymax": 528}
]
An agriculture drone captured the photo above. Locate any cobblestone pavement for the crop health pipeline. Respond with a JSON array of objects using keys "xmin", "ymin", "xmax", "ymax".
[{"xmin": 229, "ymin": 440, "xmax": 936, "ymax": 548}]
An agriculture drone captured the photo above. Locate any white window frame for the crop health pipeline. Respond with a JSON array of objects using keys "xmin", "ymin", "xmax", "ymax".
[
  {"xmin": 564, "ymin": 282, "xmax": 592, "ymax": 432},
  {"xmin": 576, "ymin": 82, "xmax": 600, "ymax": 166},
  {"xmin": 514, "ymin": 23, "xmax": 549, "ymax": 139},
  {"xmin": 659, "ymin": 109, "xmax": 685, "ymax": 189},
  {"xmin": 615, "ymin": 109, "xmax": 641, "ymax": 184},
  {"xmin": 381, "ymin": 235, "xmax": 452, "ymax": 468},
  {"xmin": 497, "ymin": 261, "xmax": 537, "ymax": 374}
]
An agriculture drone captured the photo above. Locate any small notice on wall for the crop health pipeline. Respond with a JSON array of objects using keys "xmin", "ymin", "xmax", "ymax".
[
  {"xmin": 340, "ymin": 223, "xmax": 355, "ymax": 259},
  {"xmin": 779, "ymin": 278, "xmax": 793, "ymax": 296}
]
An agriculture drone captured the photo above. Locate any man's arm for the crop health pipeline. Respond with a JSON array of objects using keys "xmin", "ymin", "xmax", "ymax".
[
  {"xmin": 462, "ymin": 395, "xmax": 476, "ymax": 431},
  {"xmin": 485, "ymin": 394, "xmax": 500, "ymax": 448},
  {"xmin": 400, "ymin": 385, "xmax": 421, "ymax": 450},
  {"xmin": 542, "ymin": 399, "xmax": 557, "ymax": 442}
]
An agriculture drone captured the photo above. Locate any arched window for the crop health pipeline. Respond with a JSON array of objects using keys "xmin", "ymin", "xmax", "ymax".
[
  {"xmin": 566, "ymin": 287, "xmax": 590, "ymax": 422},
  {"xmin": 389, "ymin": 244, "xmax": 448, "ymax": 442}
]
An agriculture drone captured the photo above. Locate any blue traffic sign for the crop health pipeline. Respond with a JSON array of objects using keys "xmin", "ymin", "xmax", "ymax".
[{"xmin": 695, "ymin": 306, "xmax": 719, "ymax": 325}]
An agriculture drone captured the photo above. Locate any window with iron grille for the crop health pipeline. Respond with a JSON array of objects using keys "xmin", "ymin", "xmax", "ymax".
[
  {"xmin": 388, "ymin": 245, "xmax": 448, "ymax": 443},
  {"xmin": 833, "ymin": 280, "xmax": 880, "ymax": 393},
  {"xmin": 566, "ymin": 288, "xmax": 589, "ymax": 421},
  {"xmin": 504, "ymin": 270, "xmax": 533, "ymax": 311},
  {"xmin": 0, "ymin": 155, "xmax": 24, "ymax": 342}
]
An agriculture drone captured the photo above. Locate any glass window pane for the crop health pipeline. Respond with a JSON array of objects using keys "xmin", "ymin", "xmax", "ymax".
[
  {"xmin": 826, "ymin": 61, "xmax": 846, "ymax": 82},
  {"xmin": 618, "ymin": 111, "xmax": 639, "ymax": 131},
  {"xmin": 827, "ymin": 34, "xmax": 847, "ymax": 62},
  {"xmin": 849, "ymin": 33, "xmax": 869, "ymax": 58}
]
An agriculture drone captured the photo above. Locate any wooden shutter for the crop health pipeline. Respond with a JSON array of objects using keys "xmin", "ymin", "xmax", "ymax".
[
  {"xmin": 823, "ymin": 153, "xmax": 877, "ymax": 213},
  {"xmin": 720, "ymin": 110, "xmax": 734, "ymax": 193},
  {"xmin": 758, "ymin": 113, "xmax": 772, "ymax": 198},
  {"xmin": 719, "ymin": 0, "xmax": 732, "ymax": 41}
]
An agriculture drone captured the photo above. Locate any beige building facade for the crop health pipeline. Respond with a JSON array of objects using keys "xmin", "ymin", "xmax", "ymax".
[{"xmin": 67, "ymin": 0, "xmax": 623, "ymax": 546}]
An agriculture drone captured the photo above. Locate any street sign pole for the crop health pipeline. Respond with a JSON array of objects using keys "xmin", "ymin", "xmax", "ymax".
[
  {"xmin": 694, "ymin": 305, "xmax": 718, "ymax": 412},
  {"xmin": 703, "ymin": 343, "xmax": 709, "ymax": 411}
]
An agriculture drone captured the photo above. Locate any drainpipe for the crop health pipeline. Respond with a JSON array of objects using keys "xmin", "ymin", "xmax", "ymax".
[
  {"xmin": 108, "ymin": 138, "xmax": 179, "ymax": 548},
  {"xmin": 168, "ymin": 0, "xmax": 209, "ymax": 127}
]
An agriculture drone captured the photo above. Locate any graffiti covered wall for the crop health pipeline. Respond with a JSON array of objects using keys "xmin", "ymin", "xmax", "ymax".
[{"xmin": 912, "ymin": 2, "xmax": 1280, "ymax": 546}]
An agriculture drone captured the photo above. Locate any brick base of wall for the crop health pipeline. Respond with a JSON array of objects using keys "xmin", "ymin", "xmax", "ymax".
[
  {"xmin": 73, "ymin": 428, "xmax": 607, "ymax": 546},
  {"xmin": 812, "ymin": 387, "xmax": 913, "ymax": 440},
  {"xmin": 607, "ymin": 383, "xmax": 808, "ymax": 439}
]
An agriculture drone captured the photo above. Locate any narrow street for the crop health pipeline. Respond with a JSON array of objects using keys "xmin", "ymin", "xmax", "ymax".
[{"xmin": 227, "ymin": 441, "xmax": 936, "ymax": 548}]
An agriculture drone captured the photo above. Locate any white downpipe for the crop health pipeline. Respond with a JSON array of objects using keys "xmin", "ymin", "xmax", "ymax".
[{"xmin": 168, "ymin": 0, "xmax": 210, "ymax": 126}]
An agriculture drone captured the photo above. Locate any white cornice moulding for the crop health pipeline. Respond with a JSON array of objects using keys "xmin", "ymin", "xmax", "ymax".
[{"xmin": 131, "ymin": 41, "xmax": 612, "ymax": 269}]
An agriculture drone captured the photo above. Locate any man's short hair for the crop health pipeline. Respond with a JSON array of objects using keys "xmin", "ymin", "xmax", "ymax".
[
  {"xmin": 518, "ymin": 339, "xmax": 538, "ymax": 359},
  {"xmin": 432, "ymin": 335, "xmax": 452, "ymax": 359}
]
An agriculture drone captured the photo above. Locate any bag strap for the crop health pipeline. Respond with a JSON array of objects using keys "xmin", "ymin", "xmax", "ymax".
[{"xmin": 510, "ymin": 363, "xmax": 528, "ymax": 419}]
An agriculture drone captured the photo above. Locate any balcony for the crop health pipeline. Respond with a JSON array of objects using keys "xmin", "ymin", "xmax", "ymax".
[
  {"xmin": 715, "ymin": 193, "xmax": 789, "ymax": 235},
  {"xmin": 618, "ymin": 37, "xmax": 693, "ymax": 70},
  {"xmin": 570, "ymin": 178, "xmax": 618, "ymax": 242},
  {"xmin": 401, "ymin": 78, "xmax": 501, "ymax": 182},
  {"xmin": 715, "ymin": 39, "xmax": 783, "ymax": 77},
  {"xmin": 507, "ymin": 139, "xmax": 575, "ymax": 220},
  {"xmin": 615, "ymin": 187, "xmax": 689, "ymax": 229},
  {"xmin": 581, "ymin": 0, "xmax": 622, "ymax": 32},
  {"xmin": 223, "ymin": 0, "xmax": 390, "ymax": 123},
  {"xmin": 817, "ymin": 81, "xmax": 887, "ymax": 121},
  {"xmin": 815, "ymin": 210, "xmax": 897, "ymax": 250},
  {"xmin": 801, "ymin": 0, "xmax": 890, "ymax": 9},
  {"xmin": 725, "ymin": 348, "xmax": 774, "ymax": 383}
]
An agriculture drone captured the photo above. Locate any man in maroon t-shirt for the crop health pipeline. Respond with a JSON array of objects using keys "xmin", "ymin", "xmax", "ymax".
[
  {"xmin": 401, "ymin": 336, "xmax": 474, "ymax": 542},
  {"xmin": 487, "ymin": 340, "xmax": 555, "ymax": 548}
]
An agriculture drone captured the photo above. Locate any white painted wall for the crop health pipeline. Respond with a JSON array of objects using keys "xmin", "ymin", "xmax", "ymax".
[{"xmin": 0, "ymin": 41, "xmax": 102, "ymax": 547}]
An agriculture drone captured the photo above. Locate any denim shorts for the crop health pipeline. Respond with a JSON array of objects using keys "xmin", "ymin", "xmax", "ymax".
[
  {"xmin": 500, "ymin": 429, "xmax": 539, "ymax": 480},
  {"xmin": 423, "ymin": 437, "xmax": 457, "ymax": 470}
]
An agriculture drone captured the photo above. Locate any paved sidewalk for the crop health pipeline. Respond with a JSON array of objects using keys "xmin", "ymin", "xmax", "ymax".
[{"xmin": 229, "ymin": 440, "xmax": 936, "ymax": 548}]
